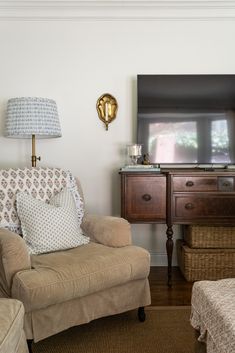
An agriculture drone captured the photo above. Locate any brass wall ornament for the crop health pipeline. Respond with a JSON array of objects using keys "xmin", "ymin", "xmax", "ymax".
[{"xmin": 96, "ymin": 93, "xmax": 118, "ymax": 130}]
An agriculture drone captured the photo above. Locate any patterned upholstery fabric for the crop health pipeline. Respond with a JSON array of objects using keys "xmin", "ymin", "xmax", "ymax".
[
  {"xmin": 0, "ymin": 167, "xmax": 84, "ymax": 234},
  {"xmin": 16, "ymin": 187, "xmax": 89, "ymax": 255},
  {"xmin": 191, "ymin": 278, "xmax": 235, "ymax": 353}
]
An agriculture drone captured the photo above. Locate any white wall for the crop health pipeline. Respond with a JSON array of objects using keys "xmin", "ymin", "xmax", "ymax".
[{"xmin": 0, "ymin": 1, "xmax": 235, "ymax": 265}]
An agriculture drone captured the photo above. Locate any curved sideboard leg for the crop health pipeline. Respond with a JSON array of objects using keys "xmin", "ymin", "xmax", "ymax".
[{"xmin": 166, "ymin": 225, "xmax": 174, "ymax": 287}]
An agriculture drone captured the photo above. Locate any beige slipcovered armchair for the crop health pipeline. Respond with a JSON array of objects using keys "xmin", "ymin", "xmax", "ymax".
[{"xmin": 0, "ymin": 168, "xmax": 151, "ymax": 350}]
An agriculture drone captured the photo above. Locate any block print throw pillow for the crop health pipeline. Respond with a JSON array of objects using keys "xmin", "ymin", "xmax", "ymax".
[
  {"xmin": 0, "ymin": 168, "xmax": 84, "ymax": 235},
  {"xmin": 16, "ymin": 187, "xmax": 89, "ymax": 255}
]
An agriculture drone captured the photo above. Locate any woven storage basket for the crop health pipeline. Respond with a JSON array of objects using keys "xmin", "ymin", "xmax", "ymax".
[
  {"xmin": 184, "ymin": 225, "xmax": 235, "ymax": 249},
  {"xmin": 177, "ymin": 239, "xmax": 235, "ymax": 282}
]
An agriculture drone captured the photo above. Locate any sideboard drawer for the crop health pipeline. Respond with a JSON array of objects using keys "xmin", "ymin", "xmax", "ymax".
[
  {"xmin": 173, "ymin": 176, "xmax": 217, "ymax": 192},
  {"xmin": 173, "ymin": 194, "xmax": 235, "ymax": 221},
  {"xmin": 121, "ymin": 175, "xmax": 166, "ymax": 222}
]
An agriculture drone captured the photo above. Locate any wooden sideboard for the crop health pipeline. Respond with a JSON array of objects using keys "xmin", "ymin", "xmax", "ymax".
[{"xmin": 120, "ymin": 169, "xmax": 235, "ymax": 285}]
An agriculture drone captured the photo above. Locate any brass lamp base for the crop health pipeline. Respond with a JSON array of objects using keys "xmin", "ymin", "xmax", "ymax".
[
  {"xmin": 31, "ymin": 155, "xmax": 41, "ymax": 167},
  {"xmin": 31, "ymin": 134, "xmax": 41, "ymax": 167}
]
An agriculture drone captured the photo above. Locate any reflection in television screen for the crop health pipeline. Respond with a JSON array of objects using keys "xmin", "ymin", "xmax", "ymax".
[{"xmin": 138, "ymin": 112, "xmax": 234, "ymax": 164}]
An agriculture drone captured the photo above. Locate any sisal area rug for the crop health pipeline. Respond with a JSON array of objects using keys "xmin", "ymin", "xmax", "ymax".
[{"xmin": 32, "ymin": 306, "xmax": 204, "ymax": 353}]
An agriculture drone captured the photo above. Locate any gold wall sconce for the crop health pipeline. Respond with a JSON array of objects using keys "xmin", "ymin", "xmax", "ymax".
[{"xmin": 96, "ymin": 93, "xmax": 118, "ymax": 130}]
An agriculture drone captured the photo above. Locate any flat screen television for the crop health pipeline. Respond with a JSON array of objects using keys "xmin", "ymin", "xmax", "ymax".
[{"xmin": 137, "ymin": 75, "xmax": 235, "ymax": 166}]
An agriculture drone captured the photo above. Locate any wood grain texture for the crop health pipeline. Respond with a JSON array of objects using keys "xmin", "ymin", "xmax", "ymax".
[
  {"xmin": 120, "ymin": 173, "xmax": 166, "ymax": 223},
  {"xmin": 149, "ymin": 266, "xmax": 193, "ymax": 306}
]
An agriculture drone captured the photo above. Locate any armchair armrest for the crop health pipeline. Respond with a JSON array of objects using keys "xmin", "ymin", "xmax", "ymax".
[
  {"xmin": 0, "ymin": 228, "xmax": 31, "ymax": 297},
  {"xmin": 81, "ymin": 214, "xmax": 132, "ymax": 247}
]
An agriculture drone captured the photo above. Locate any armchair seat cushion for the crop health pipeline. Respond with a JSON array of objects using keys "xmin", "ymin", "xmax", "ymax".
[{"xmin": 12, "ymin": 242, "xmax": 150, "ymax": 312}]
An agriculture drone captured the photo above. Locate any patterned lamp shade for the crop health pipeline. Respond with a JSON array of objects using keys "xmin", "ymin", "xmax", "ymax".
[{"xmin": 5, "ymin": 97, "xmax": 62, "ymax": 138}]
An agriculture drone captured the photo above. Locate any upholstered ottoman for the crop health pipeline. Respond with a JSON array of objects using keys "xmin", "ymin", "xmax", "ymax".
[
  {"xmin": 0, "ymin": 298, "xmax": 28, "ymax": 353},
  {"xmin": 191, "ymin": 279, "xmax": 235, "ymax": 353}
]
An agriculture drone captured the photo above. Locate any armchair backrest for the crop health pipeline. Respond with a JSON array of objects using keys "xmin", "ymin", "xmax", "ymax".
[{"xmin": 0, "ymin": 168, "xmax": 84, "ymax": 234}]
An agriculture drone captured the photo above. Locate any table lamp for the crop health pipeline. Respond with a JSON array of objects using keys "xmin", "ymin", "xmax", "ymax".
[{"xmin": 5, "ymin": 97, "xmax": 61, "ymax": 167}]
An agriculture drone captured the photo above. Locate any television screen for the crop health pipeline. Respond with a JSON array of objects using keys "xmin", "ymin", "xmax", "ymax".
[{"xmin": 137, "ymin": 75, "xmax": 235, "ymax": 165}]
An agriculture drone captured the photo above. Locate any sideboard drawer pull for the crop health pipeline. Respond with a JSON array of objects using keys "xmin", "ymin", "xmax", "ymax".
[
  {"xmin": 186, "ymin": 181, "xmax": 194, "ymax": 187},
  {"xmin": 142, "ymin": 194, "xmax": 152, "ymax": 202},
  {"xmin": 185, "ymin": 203, "xmax": 195, "ymax": 210},
  {"xmin": 218, "ymin": 177, "xmax": 234, "ymax": 191}
]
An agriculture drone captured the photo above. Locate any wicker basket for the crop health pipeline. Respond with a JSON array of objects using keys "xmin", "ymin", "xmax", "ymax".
[
  {"xmin": 184, "ymin": 225, "xmax": 235, "ymax": 249},
  {"xmin": 177, "ymin": 240, "xmax": 235, "ymax": 282}
]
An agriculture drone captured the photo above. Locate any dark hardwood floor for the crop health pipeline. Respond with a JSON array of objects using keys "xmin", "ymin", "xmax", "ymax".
[{"xmin": 149, "ymin": 266, "xmax": 193, "ymax": 306}]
